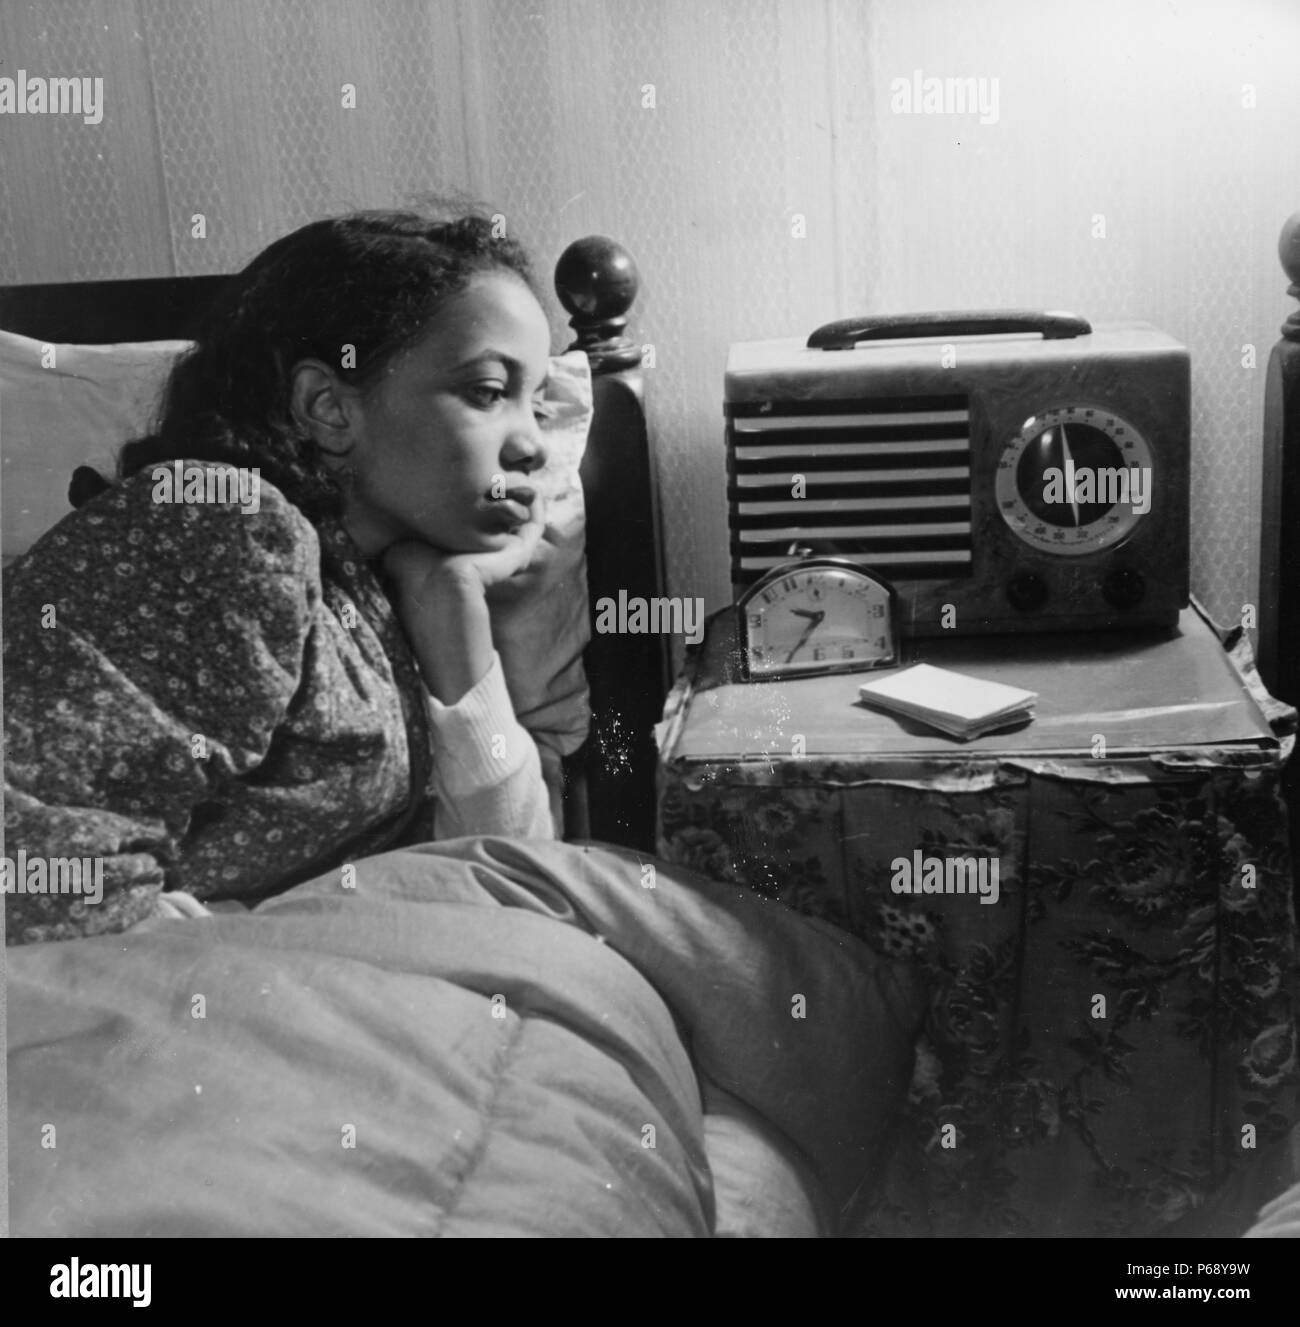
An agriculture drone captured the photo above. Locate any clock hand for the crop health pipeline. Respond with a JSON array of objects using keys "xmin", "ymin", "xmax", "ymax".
[
  {"xmin": 789, "ymin": 608, "xmax": 825, "ymax": 622},
  {"xmin": 784, "ymin": 614, "xmax": 823, "ymax": 664}
]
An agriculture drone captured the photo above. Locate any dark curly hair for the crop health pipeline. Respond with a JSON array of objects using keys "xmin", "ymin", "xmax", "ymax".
[{"xmin": 71, "ymin": 209, "xmax": 537, "ymax": 521}]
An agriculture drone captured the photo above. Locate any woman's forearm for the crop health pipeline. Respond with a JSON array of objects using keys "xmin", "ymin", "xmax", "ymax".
[
  {"xmin": 399, "ymin": 573, "xmax": 496, "ymax": 704},
  {"xmin": 425, "ymin": 653, "xmax": 558, "ymax": 840},
  {"xmin": 391, "ymin": 560, "xmax": 557, "ymax": 839}
]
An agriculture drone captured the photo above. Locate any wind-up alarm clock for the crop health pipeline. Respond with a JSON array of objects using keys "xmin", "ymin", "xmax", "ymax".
[
  {"xmin": 725, "ymin": 310, "xmax": 1190, "ymax": 636},
  {"xmin": 737, "ymin": 547, "xmax": 899, "ymax": 680}
]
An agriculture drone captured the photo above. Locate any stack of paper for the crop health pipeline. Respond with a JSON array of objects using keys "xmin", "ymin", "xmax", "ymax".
[{"xmin": 857, "ymin": 663, "xmax": 1037, "ymax": 740}]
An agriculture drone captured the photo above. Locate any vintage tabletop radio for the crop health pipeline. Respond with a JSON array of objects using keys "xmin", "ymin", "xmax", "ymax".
[{"xmin": 724, "ymin": 310, "xmax": 1190, "ymax": 636}]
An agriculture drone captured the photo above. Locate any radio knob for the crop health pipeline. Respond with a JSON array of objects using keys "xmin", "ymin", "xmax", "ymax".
[
  {"xmin": 1102, "ymin": 568, "xmax": 1146, "ymax": 609},
  {"xmin": 1007, "ymin": 571, "xmax": 1049, "ymax": 612}
]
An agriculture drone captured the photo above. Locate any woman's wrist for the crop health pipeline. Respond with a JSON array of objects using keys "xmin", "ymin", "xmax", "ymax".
[{"xmin": 399, "ymin": 574, "xmax": 496, "ymax": 705}]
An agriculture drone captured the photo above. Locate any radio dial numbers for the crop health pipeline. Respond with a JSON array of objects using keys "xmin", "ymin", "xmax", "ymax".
[{"xmin": 995, "ymin": 405, "xmax": 1154, "ymax": 557}]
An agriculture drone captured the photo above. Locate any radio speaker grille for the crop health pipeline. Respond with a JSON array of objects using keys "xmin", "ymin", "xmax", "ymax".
[{"xmin": 726, "ymin": 394, "xmax": 974, "ymax": 590}]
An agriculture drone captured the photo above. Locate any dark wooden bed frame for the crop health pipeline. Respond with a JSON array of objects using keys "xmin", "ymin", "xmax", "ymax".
[
  {"xmin": 1259, "ymin": 210, "xmax": 1300, "ymax": 858},
  {"xmin": 0, "ymin": 235, "xmax": 671, "ymax": 852}
]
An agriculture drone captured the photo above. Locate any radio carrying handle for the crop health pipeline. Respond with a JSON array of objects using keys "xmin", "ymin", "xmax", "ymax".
[{"xmin": 807, "ymin": 309, "xmax": 1093, "ymax": 350}]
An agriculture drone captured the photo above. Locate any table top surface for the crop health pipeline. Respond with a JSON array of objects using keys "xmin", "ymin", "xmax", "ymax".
[{"xmin": 662, "ymin": 606, "xmax": 1275, "ymax": 762}]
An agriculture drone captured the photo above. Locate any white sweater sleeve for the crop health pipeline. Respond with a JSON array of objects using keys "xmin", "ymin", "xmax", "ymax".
[{"xmin": 424, "ymin": 651, "xmax": 557, "ymax": 841}]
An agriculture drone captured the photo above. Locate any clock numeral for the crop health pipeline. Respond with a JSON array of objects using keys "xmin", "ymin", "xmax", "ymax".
[
  {"xmin": 877, "ymin": 636, "xmax": 887, "ymax": 650},
  {"xmin": 842, "ymin": 646, "xmax": 855, "ymax": 659},
  {"xmin": 871, "ymin": 603, "xmax": 885, "ymax": 618},
  {"xmin": 748, "ymin": 613, "xmax": 762, "ymax": 630},
  {"xmin": 813, "ymin": 646, "xmax": 825, "ymax": 662}
]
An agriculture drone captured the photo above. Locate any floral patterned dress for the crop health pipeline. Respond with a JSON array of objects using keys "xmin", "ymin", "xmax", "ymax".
[{"xmin": 3, "ymin": 463, "xmax": 550, "ymax": 945}]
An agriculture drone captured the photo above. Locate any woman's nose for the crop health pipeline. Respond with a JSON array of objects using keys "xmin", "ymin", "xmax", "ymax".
[{"xmin": 505, "ymin": 411, "xmax": 548, "ymax": 474}]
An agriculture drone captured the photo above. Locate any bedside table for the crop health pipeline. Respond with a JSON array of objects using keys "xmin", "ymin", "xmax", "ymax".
[{"xmin": 655, "ymin": 604, "xmax": 1300, "ymax": 1237}]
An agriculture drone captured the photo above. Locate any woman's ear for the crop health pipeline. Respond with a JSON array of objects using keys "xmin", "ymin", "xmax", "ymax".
[{"xmin": 289, "ymin": 360, "xmax": 357, "ymax": 465}]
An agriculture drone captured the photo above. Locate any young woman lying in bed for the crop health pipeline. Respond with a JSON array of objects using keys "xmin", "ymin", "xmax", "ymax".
[
  {"xmin": 3, "ymin": 210, "xmax": 923, "ymax": 1237},
  {"xmin": 5, "ymin": 211, "xmax": 564, "ymax": 939}
]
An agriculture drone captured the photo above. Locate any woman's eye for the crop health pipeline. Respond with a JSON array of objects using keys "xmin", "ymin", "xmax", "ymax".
[
  {"xmin": 533, "ymin": 400, "xmax": 555, "ymax": 425},
  {"xmin": 465, "ymin": 384, "xmax": 506, "ymax": 408}
]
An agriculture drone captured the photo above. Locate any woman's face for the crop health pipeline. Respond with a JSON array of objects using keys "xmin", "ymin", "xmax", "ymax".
[{"xmin": 337, "ymin": 270, "xmax": 553, "ymax": 557}]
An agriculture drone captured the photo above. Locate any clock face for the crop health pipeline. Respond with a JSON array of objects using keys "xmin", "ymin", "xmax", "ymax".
[
  {"xmin": 995, "ymin": 405, "xmax": 1155, "ymax": 556},
  {"xmin": 740, "ymin": 559, "xmax": 897, "ymax": 679}
]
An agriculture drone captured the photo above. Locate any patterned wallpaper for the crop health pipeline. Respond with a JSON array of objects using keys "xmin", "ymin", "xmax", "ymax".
[{"xmin": 2, "ymin": 0, "xmax": 1298, "ymax": 665}]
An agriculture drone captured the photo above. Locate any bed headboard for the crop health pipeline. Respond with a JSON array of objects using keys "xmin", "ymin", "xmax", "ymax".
[
  {"xmin": 1259, "ymin": 209, "xmax": 1300, "ymax": 707},
  {"xmin": 1259, "ymin": 209, "xmax": 1300, "ymax": 889},
  {"xmin": 553, "ymin": 238, "xmax": 671, "ymax": 850},
  {"xmin": 0, "ymin": 236, "xmax": 671, "ymax": 852}
]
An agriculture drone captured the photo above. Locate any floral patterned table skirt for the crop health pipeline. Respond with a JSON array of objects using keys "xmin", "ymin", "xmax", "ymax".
[{"xmin": 656, "ymin": 633, "xmax": 1300, "ymax": 1237}]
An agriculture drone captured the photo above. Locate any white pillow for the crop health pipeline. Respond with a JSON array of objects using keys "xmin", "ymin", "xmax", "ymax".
[
  {"xmin": 0, "ymin": 331, "xmax": 188, "ymax": 560},
  {"xmin": 0, "ymin": 330, "xmax": 594, "ymax": 774}
]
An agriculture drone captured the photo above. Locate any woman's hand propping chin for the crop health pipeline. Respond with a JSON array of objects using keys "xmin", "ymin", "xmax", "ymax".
[
  {"xmin": 381, "ymin": 494, "xmax": 546, "ymax": 705},
  {"xmin": 382, "ymin": 493, "xmax": 546, "ymax": 602}
]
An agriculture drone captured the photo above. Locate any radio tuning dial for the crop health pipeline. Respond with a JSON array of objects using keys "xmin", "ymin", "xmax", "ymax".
[{"xmin": 996, "ymin": 406, "xmax": 1155, "ymax": 556}]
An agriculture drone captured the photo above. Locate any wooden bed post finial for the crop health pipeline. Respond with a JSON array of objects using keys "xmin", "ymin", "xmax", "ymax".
[
  {"xmin": 555, "ymin": 235, "xmax": 642, "ymax": 374},
  {"xmin": 1280, "ymin": 210, "xmax": 1300, "ymax": 340}
]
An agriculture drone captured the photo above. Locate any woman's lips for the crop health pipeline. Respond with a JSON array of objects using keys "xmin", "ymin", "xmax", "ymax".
[{"xmin": 482, "ymin": 487, "xmax": 536, "ymax": 528}]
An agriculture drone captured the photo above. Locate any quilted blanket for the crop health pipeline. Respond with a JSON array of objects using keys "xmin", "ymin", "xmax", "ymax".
[{"xmin": 7, "ymin": 836, "xmax": 922, "ymax": 1237}]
